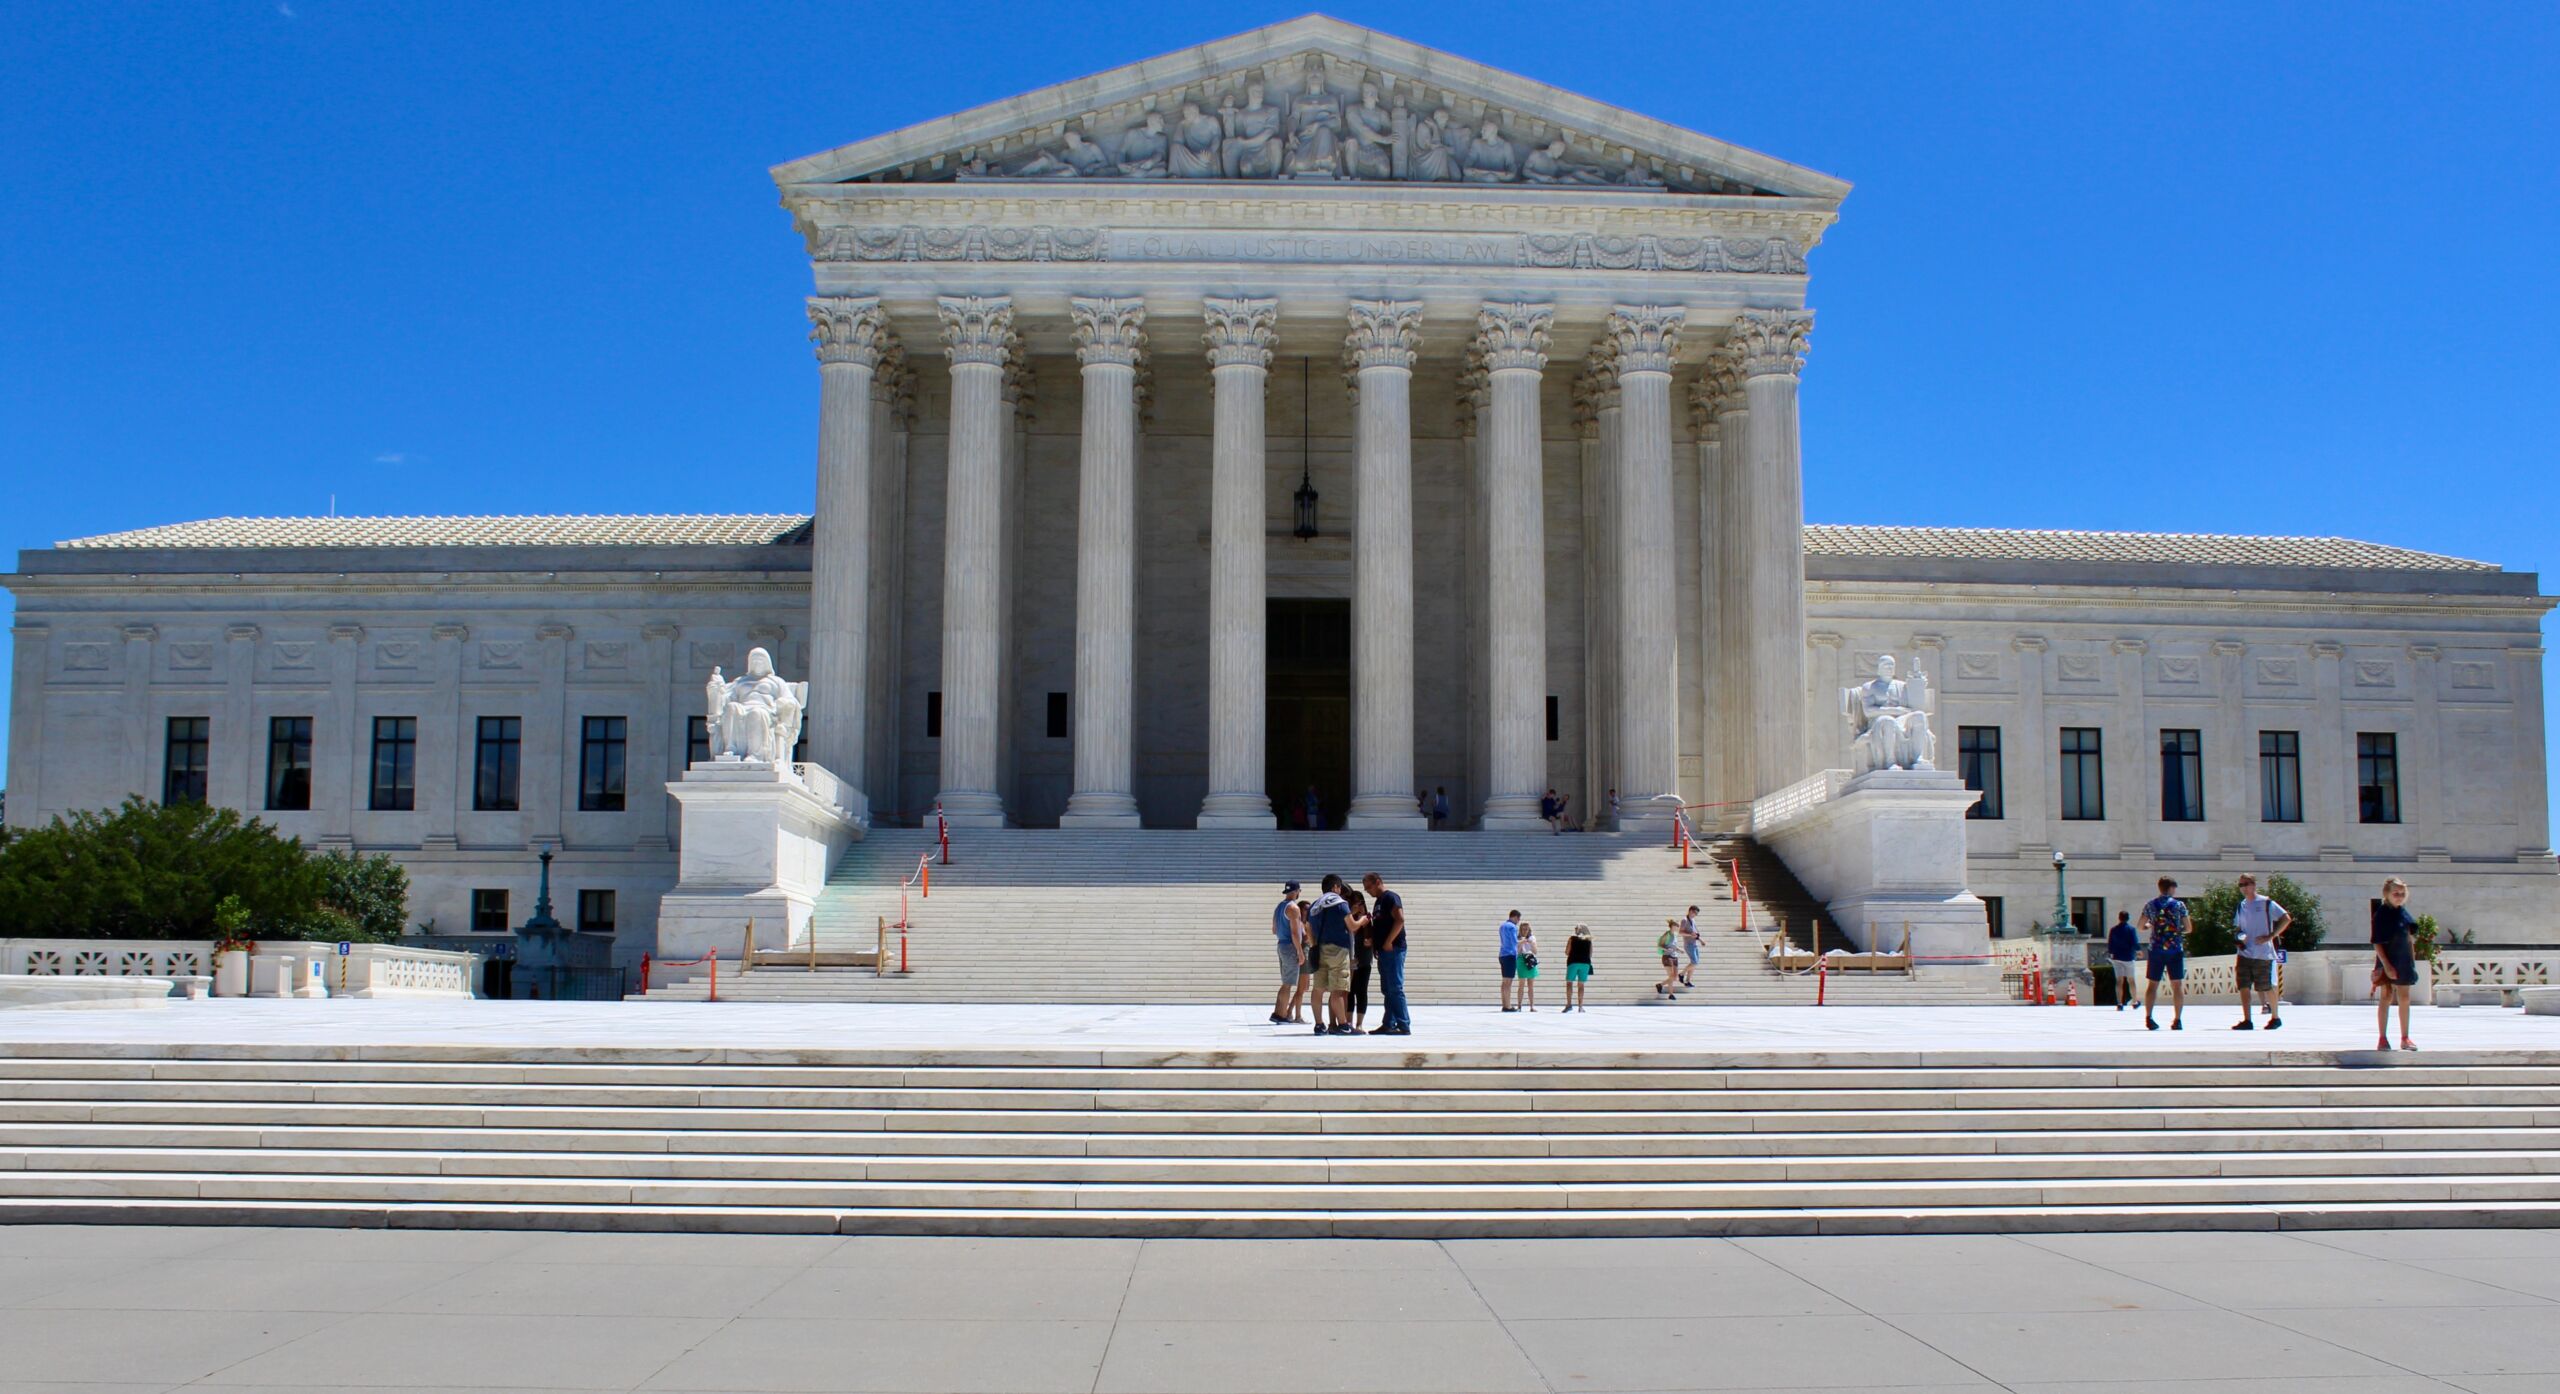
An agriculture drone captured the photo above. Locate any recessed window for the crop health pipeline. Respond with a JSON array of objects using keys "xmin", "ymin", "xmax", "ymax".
[
  {"xmin": 2159, "ymin": 728, "xmax": 2205, "ymax": 822},
  {"xmin": 368, "ymin": 716, "xmax": 417, "ymax": 812},
  {"xmin": 1982, "ymin": 896, "xmax": 2005, "ymax": 940},
  {"xmin": 925, "ymin": 691, "xmax": 943, "ymax": 740},
  {"xmin": 686, "ymin": 715, "xmax": 711, "ymax": 769},
  {"xmin": 1046, "ymin": 691, "xmax": 1069, "ymax": 740},
  {"xmin": 473, "ymin": 716, "xmax": 521, "ymax": 812},
  {"xmin": 576, "ymin": 888, "xmax": 617, "ymax": 934},
  {"xmin": 2070, "ymin": 897, "xmax": 2105, "ymax": 936},
  {"xmin": 2357, "ymin": 732, "xmax": 2401, "ymax": 825},
  {"xmin": 1546, "ymin": 695, "xmax": 1560, "ymax": 743},
  {"xmin": 266, "ymin": 716, "xmax": 312, "ymax": 811},
  {"xmin": 162, "ymin": 717, "xmax": 210, "ymax": 806},
  {"xmin": 579, "ymin": 716, "xmax": 627, "ymax": 812},
  {"xmin": 2059, "ymin": 727, "xmax": 2104, "ymax": 821},
  {"xmin": 1958, "ymin": 726, "xmax": 2002, "ymax": 820},
  {"xmin": 470, "ymin": 889, "xmax": 511, "ymax": 932},
  {"xmin": 2259, "ymin": 730, "xmax": 2303, "ymax": 823}
]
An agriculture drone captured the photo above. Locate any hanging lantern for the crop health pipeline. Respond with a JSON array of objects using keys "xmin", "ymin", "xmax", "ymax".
[{"xmin": 1292, "ymin": 358, "xmax": 1319, "ymax": 539}]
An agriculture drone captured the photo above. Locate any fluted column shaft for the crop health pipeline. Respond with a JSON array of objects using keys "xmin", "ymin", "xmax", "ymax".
[
  {"xmin": 1708, "ymin": 358, "xmax": 1755, "ymax": 817},
  {"xmin": 934, "ymin": 295, "xmax": 1013, "ymax": 827},
  {"xmin": 1345, "ymin": 300, "xmax": 1425, "ymax": 827},
  {"xmin": 1479, "ymin": 303, "xmax": 1555, "ymax": 829},
  {"xmin": 1736, "ymin": 309, "xmax": 1814, "ymax": 797},
  {"xmin": 806, "ymin": 298, "xmax": 889, "ymax": 810},
  {"xmin": 1609, "ymin": 305, "xmax": 1685, "ymax": 834},
  {"xmin": 1062, "ymin": 298, "xmax": 1144, "ymax": 827},
  {"xmin": 1197, "ymin": 297, "xmax": 1278, "ymax": 827}
]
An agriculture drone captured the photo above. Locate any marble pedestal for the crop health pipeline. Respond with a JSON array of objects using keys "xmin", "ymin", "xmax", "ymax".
[
  {"xmin": 1754, "ymin": 768, "xmax": 1994, "ymax": 987},
  {"xmin": 659, "ymin": 761, "xmax": 863, "ymax": 960}
]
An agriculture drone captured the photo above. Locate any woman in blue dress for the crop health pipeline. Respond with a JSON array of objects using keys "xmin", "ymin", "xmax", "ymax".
[{"xmin": 2370, "ymin": 876, "xmax": 2420, "ymax": 1052}]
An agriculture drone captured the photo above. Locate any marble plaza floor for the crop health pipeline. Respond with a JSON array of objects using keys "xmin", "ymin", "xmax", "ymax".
[
  {"xmin": 3, "ymin": 999, "xmax": 2559, "ymax": 1058},
  {"xmin": 2, "ymin": 1224, "xmax": 2558, "ymax": 1392}
]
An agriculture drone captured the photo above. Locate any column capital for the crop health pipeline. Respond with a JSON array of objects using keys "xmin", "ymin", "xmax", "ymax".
[
  {"xmin": 226, "ymin": 623, "xmax": 262, "ymax": 642},
  {"xmin": 430, "ymin": 622, "xmax": 468, "ymax": 641},
  {"xmin": 1733, "ymin": 308, "xmax": 1815, "ymax": 379},
  {"xmin": 1604, "ymin": 304, "xmax": 1686, "ymax": 375},
  {"xmin": 2312, "ymin": 640, "xmax": 2345, "ymax": 659},
  {"xmin": 1201, "ymin": 296, "xmax": 1277, "ymax": 369},
  {"xmin": 1001, "ymin": 356, "xmax": 1036, "ymax": 413},
  {"xmin": 537, "ymin": 623, "xmax": 574, "ymax": 642},
  {"xmin": 2012, "ymin": 634, "xmax": 2049, "ymax": 653},
  {"xmin": 2408, "ymin": 643, "xmax": 2442, "ymax": 661},
  {"xmin": 1345, "ymin": 298, "xmax": 1423, "ymax": 371},
  {"xmin": 867, "ymin": 342, "xmax": 909, "ymax": 401},
  {"xmin": 808, "ymin": 295, "xmax": 893, "ymax": 369},
  {"xmin": 1808, "ymin": 631, "xmax": 1845, "ymax": 649},
  {"xmin": 1474, "ymin": 301, "xmax": 1553, "ymax": 372},
  {"xmin": 1698, "ymin": 347, "xmax": 1748, "ymax": 417},
  {"xmin": 2213, "ymin": 638, "xmax": 2248, "ymax": 657},
  {"xmin": 324, "ymin": 623, "xmax": 361, "ymax": 644},
  {"xmin": 1454, "ymin": 360, "xmax": 1489, "ymax": 438},
  {"xmin": 935, "ymin": 294, "xmax": 1015, "ymax": 367},
  {"xmin": 2112, "ymin": 637, "xmax": 2148, "ymax": 655},
  {"xmin": 1069, "ymin": 296, "xmax": 1148, "ymax": 368}
]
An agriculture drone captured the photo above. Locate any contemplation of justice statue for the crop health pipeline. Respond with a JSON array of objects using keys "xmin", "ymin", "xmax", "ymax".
[
  {"xmin": 702, "ymin": 647, "xmax": 807, "ymax": 766},
  {"xmin": 1841, "ymin": 653, "xmax": 1937, "ymax": 775}
]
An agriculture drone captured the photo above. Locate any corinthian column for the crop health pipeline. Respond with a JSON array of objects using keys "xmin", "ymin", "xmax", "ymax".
[
  {"xmin": 1342, "ymin": 299, "xmax": 1426, "ymax": 828},
  {"xmin": 806, "ymin": 296, "xmax": 890, "ymax": 808},
  {"xmin": 1478, "ymin": 302, "xmax": 1555, "ymax": 830},
  {"xmin": 1701, "ymin": 349, "xmax": 1753, "ymax": 821},
  {"xmin": 1734, "ymin": 308, "xmax": 1813, "ymax": 797},
  {"xmin": 1610, "ymin": 305, "xmax": 1684, "ymax": 834},
  {"xmin": 934, "ymin": 295, "xmax": 1013, "ymax": 827},
  {"xmin": 1196, "ymin": 297, "xmax": 1280, "ymax": 827},
  {"xmin": 1061, "ymin": 296, "xmax": 1145, "ymax": 827}
]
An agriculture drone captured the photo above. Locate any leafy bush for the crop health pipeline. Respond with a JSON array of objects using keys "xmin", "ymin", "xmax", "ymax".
[
  {"xmin": 0, "ymin": 798, "xmax": 407, "ymax": 942},
  {"xmin": 2184, "ymin": 873, "xmax": 2327, "ymax": 958}
]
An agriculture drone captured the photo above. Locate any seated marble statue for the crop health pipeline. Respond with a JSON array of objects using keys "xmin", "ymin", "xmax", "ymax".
[
  {"xmin": 1170, "ymin": 100, "xmax": 1224, "ymax": 177},
  {"xmin": 704, "ymin": 647, "xmax": 807, "ymax": 765},
  {"xmin": 1012, "ymin": 128, "xmax": 1108, "ymax": 178},
  {"xmin": 1523, "ymin": 139, "xmax": 1614, "ymax": 185},
  {"xmin": 1220, "ymin": 83, "xmax": 1284, "ymax": 179},
  {"xmin": 1283, "ymin": 68, "xmax": 1343, "ymax": 177},
  {"xmin": 1408, "ymin": 109, "xmax": 1462, "ymax": 182},
  {"xmin": 1841, "ymin": 654, "xmax": 1936, "ymax": 775},
  {"xmin": 1342, "ymin": 83, "xmax": 1396, "ymax": 180},
  {"xmin": 1461, "ymin": 120, "xmax": 1520, "ymax": 182},
  {"xmin": 1116, "ymin": 113, "xmax": 1169, "ymax": 177}
]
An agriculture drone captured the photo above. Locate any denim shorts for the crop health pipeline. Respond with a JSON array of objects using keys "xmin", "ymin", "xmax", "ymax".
[{"xmin": 1275, "ymin": 940, "xmax": 1301, "ymax": 985}]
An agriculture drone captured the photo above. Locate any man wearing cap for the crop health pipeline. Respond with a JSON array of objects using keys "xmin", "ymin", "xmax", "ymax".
[
  {"xmin": 2231, "ymin": 873, "xmax": 2292, "ymax": 1031},
  {"xmin": 2139, "ymin": 875, "xmax": 2190, "ymax": 1031},
  {"xmin": 1269, "ymin": 881, "xmax": 1307, "ymax": 1026}
]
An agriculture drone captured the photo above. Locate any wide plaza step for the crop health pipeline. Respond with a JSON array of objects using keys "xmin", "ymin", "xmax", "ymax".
[{"xmin": 4, "ymin": 1036, "xmax": 2556, "ymax": 1236}]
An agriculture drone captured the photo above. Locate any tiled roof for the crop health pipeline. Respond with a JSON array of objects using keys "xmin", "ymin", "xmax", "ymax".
[
  {"xmin": 1804, "ymin": 525, "xmax": 2497, "ymax": 573},
  {"xmin": 56, "ymin": 515, "xmax": 812, "ymax": 550}
]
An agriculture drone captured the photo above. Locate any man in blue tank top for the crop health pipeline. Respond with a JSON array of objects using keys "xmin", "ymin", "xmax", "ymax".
[{"xmin": 1269, "ymin": 881, "xmax": 1305, "ymax": 1026}]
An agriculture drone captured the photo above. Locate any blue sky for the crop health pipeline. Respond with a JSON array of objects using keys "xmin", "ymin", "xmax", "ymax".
[{"xmin": 4, "ymin": 2, "xmax": 2556, "ymax": 821}]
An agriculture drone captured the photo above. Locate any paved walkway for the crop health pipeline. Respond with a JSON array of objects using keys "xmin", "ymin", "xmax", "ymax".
[
  {"xmin": 1, "ymin": 1224, "xmax": 2554, "ymax": 1391},
  {"xmin": 6, "ymin": 1000, "xmax": 2558, "ymax": 1056}
]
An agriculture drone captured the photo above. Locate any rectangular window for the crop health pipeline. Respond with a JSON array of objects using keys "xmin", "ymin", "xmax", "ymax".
[
  {"xmin": 1546, "ymin": 695, "xmax": 1560, "ymax": 743},
  {"xmin": 1045, "ymin": 692, "xmax": 1069, "ymax": 740},
  {"xmin": 368, "ymin": 716, "xmax": 417, "ymax": 812},
  {"xmin": 579, "ymin": 716, "xmax": 627, "ymax": 812},
  {"xmin": 470, "ymin": 889, "xmax": 511, "ymax": 932},
  {"xmin": 473, "ymin": 716, "xmax": 521, "ymax": 812},
  {"xmin": 162, "ymin": 717, "xmax": 210, "ymax": 805},
  {"xmin": 1982, "ymin": 896, "xmax": 2005, "ymax": 940},
  {"xmin": 925, "ymin": 691, "xmax": 943, "ymax": 740},
  {"xmin": 687, "ymin": 715, "xmax": 712, "ymax": 770},
  {"xmin": 1957, "ymin": 726, "xmax": 2003, "ymax": 820},
  {"xmin": 792, "ymin": 726, "xmax": 809, "ymax": 764},
  {"xmin": 2159, "ymin": 728, "xmax": 2205, "ymax": 822},
  {"xmin": 2070, "ymin": 896, "xmax": 2105, "ymax": 936},
  {"xmin": 576, "ymin": 888, "xmax": 617, "ymax": 934},
  {"xmin": 2358, "ymin": 732, "xmax": 2402, "ymax": 825},
  {"xmin": 2059, "ymin": 727, "xmax": 2104, "ymax": 820},
  {"xmin": 2259, "ymin": 730, "xmax": 2303, "ymax": 823},
  {"xmin": 265, "ymin": 716, "xmax": 312, "ymax": 811}
]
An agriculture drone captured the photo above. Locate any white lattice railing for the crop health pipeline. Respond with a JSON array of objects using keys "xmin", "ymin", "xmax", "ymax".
[
  {"xmin": 1749, "ymin": 769, "xmax": 1848, "ymax": 839},
  {"xmin": 2, "ymin": 939, "xmax": 212, "ymax": 980},
  {"xmin": 2433, "ymin": 952, "xmax": 2558, "ymax": 989},
  {"xmin": 341, "ymin": 944, "xmax": 479, "ymax": 998},
  {"xmin": 2, "ymin": 938, "xmax": 479, "ymax": 999}
]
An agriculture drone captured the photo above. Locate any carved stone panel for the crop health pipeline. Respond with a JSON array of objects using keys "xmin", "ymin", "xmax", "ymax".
[
  {"xmin": 166, "ymin": 641, "xmax": 214, "ymax": 673},
  {"xmin": 477, "ymin": 641, "xmax": 524, "ymax": 672},
  {"xmin": 1953, "ymin": 651, "xmax": 2002, "ymax": 683},
  {"xmin": 2451, "ymin": 660, "xmax": 2496, "ymax": 692},
  {"xmin": 2155, "ymin": 654, "xmax": 2204, "ymax": 686},
  {"xmin": 270, "ymin": 641, "xmax": 316, "ymax": 672},
  {"xmin": 61, "ymin": 642, "xmax": 109, "ymax": 673}
]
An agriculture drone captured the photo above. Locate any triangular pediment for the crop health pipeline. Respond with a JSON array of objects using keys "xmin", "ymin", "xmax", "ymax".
[{"xmin": 771, "ymin": 15, "xmax": 1847, "ymax": 202}]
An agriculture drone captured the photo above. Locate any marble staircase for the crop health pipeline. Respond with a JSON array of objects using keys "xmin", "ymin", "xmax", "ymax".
[{"xmin": 3, "ymin": 1042, "xmax": 2557, "ymax": 1236}]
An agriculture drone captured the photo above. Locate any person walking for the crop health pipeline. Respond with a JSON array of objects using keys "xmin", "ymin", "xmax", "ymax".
[
  {"xmin": 2372, "ymin": 876, "xmax": 2420, "ymax": 1051},
  {"xmin": 1516, "ymin": 920, "xmax": 1542, "ymax": 1011},
  {"xmin": 1364, "ymin": 873, "xmax": 1410, "ymax": 1035},
  {"xmin": 1563, "ymin": 925, "xmax": 1593, "ymax": 1011},
  {"xmin": 1432, "ymin": 786, "xmax": 1452, "ymax": 830},
  {"xmin": 2231, "ymin": 873, "xmax": 2292, "ymax": 1031},
  {"xmin": 1496, "ymin": 909, "xmax": 1523, "ymax": 1011},
  {"xmin": 1655, "ymin": 918, "xmax": 1683, "ymax": 999},
  {"xmin": 1270, "ymin": 881, "xmax": 1307, "ymax": 1025},
  {"xmin": 1345, "ymin": 886, "xmax": 1375, "ymax": 1033},
  {"xmin": 1307, "ymin": 874, "xmax": 1357, "ymax": 1035},
  {"xmin": 2139, "ymin": 876, "xmax": 2190, "ymax": 1031},
  {"xmin": 1679, "ymin": 905, "xmax": 1702, "ymax": 989},
  {"xmin": 2105, "ymin": 910, "xmax": 2140, "ymax": 1010}
]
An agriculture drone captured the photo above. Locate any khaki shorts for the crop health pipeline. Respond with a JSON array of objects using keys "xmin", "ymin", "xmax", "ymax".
[
  {"xmin": 2236, "ymin": 956, "xmax": 2275, "ymax": 992},
  {"xmin": 1315, "ymin": 944, "xmax": 1355, "ymax": 993}
]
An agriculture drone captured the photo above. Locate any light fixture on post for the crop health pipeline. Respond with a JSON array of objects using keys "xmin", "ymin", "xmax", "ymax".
[{"xmin": 1291, "ymin": 356, "xmax": 1319, "ymax": 540}]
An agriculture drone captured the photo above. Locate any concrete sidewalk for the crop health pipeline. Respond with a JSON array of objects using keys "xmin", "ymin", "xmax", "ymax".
[{"xmin": 2, "ymin": 1225, "xmax": 2556, "ymax": 1391}]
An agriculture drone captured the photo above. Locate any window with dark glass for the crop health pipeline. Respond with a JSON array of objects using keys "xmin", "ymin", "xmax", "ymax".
[
  {"xmin": 1546, "ymin": 695, "xmax": 1560, "ymax": 743},
  {"xmin": 2357, "ymin": 732, "xmax": 2402, "ymax": 825},
  {"xmin": 2070, "ymin": 897, "xmax": 2105, "ymax": 936},
  {"xmin": 1958, "ymin": 726, "xmax": 2003, "ymax": 820},
  {"xmin": 925, "ymin": 691, "xmax": 943, "ymax": 740},
  {"xmin": 470, "ymin": 889, "xmax": 511, "ymax": 932},
  {"xmin": 1982, "ymin": 896, "xmax": 2005, "ymax": 940},
  {"xmin": 162, "ymin": 717, "xmax": 210, "ymax": 805},
  {"xmin": 1046, "ymin": 692, "xmax": 1069, "ymax": 740},
  {"xmin": 576, "ymin": 888, "xmax": 616, "ymax": 933},
  {"xmin": 265, "ymin": 716, "xmax": 312, "ymax": 811},
  {"xmin": 686, "ymin": 715, "xmax": 711, "ymax": 770},
  {"xmin": 2160, "ymin": 728, "xmax": 2205, "ymax": 822},
  {"xmin": 368, "ymin": 716, "xmax": 417, "ymax": 812},
  {"xmin": 579, "ymin": 716, "xmax": 627, "ymax": 812},
  {"xmin": 2259, "ymin": 730, "xmax": 2303, "ymax": 822},
  {"xmin": 473, "ymin": 716, "xmax": 521, "ymax": 812},
  {"xmin": 2059, "ymin": 727, "xmax": 2104, "ymax": 820},
  {"xmin": 792, "ymin": 725, "xmax": 809, "ymax": 765}
]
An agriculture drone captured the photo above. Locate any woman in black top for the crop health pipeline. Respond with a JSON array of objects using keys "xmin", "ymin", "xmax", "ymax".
[
  {"xmin": 1345, "ymin": 889, "xmax": 1374, "ymax": 1034},
  {"xmin": 1563, "ymin": 925, "xmax": 1593, "ymax": 1013},
  {"xmin": 2371, "ymin": 876, "xmax": 2420, "ymax": 1052}
]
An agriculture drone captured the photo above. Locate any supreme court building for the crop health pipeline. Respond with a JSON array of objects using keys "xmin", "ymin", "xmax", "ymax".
[{"xmin": 7, "ymin": 18, "xmax": 2554, "ymax": 955}]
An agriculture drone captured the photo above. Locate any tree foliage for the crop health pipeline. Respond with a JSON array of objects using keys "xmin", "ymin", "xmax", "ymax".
[
  {"xmin": 2184, "ymin": 873, "xmax": 2327, "ymax": 958},
  {"xmin": 0, "ymin": 798, "xmax": 406, "ymax": 942}
]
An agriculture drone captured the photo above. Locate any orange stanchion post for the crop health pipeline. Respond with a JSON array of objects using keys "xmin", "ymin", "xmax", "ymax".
[
  {"xmin": 707, "ymin": 953, "xmax": 718, "ymax": 1004},
  {"xmin": 639, "ymin": 953, "xmax": 652, "ymax": 995},
  {"xmin": 937, "ymin": 806, "xmax": 950, "ymax": 865},
  {"xmin": 1816, "ymin": 956, "xmax": 1828, "ymax": 1006},
  {"xmin": 899, "ymin": 925, "xmax": 908, "ymax": 974}
]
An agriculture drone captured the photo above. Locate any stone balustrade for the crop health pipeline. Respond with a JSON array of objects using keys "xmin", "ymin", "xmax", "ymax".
[{"xmin": 0, "ymin": 938, "xmax": 480, "ymax": 999}]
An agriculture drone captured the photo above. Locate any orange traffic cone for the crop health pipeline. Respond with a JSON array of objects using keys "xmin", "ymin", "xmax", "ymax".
[{"xmin": 2066, "ymin": 984, "xmax": 2079, "ymax": 1007}]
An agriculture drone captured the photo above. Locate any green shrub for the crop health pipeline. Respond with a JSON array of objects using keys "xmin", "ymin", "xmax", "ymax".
[
  {"xmin": 2185, "ymin": 873, "xmax": 2327, "ymax": 958},
  {"xmin": 0, "ymin": 799, "xmax": 407, "ymax": 942}
]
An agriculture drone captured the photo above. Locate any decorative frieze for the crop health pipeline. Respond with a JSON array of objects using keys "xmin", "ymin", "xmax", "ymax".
[{"xmin": 811, "ymin": 222, "xmax": 1807, "ymax": 275}]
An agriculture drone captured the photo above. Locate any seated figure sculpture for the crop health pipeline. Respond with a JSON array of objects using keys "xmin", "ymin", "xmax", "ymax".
[
  {"xmin": 1841, "ymin": 653, "xmax": 1936, "ymax": 775},
  {"xmin": 704, "ymin": 647, "xmax": 807, "ymax": 765}
]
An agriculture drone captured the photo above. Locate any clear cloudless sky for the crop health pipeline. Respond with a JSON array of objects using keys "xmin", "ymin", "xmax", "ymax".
[{"xmin": 4, "ymin": 2, "xmax": 2556, "ymax": 824}]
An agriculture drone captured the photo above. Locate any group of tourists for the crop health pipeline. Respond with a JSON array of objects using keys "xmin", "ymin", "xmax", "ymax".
[
  {"xmin": 1270, "ymin": 873, "xmax": 1411, "ymax": 1035},
  {"xmin": 2102, "ymin": 872, "xmax": 2426, "ymax": 1049}
]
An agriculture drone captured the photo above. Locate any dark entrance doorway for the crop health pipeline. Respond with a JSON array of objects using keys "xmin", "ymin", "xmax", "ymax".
[{"xmin": 1267, "ymin": 598, "xmax": 1351, "ymax": 829}]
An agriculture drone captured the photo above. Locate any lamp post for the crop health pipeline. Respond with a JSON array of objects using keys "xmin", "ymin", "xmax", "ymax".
[{"xmin": 2051, "ymin": 849, "xmax": 2069, "ymax": 935}]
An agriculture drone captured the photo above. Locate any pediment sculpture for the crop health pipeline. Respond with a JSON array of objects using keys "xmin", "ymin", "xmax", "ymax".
[
  {"xmin": 703, "ymin": 646, "xmax": 807, "ymax": 766},
  {"xmin": 1842, "ymin": 654, "xmax": 1937, "ymax": 775}
]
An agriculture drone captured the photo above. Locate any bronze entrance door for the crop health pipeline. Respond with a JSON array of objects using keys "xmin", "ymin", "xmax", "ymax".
[{"xmin": 1266, "ymin": 598, "xmax": 1351, "ymax": 829}]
